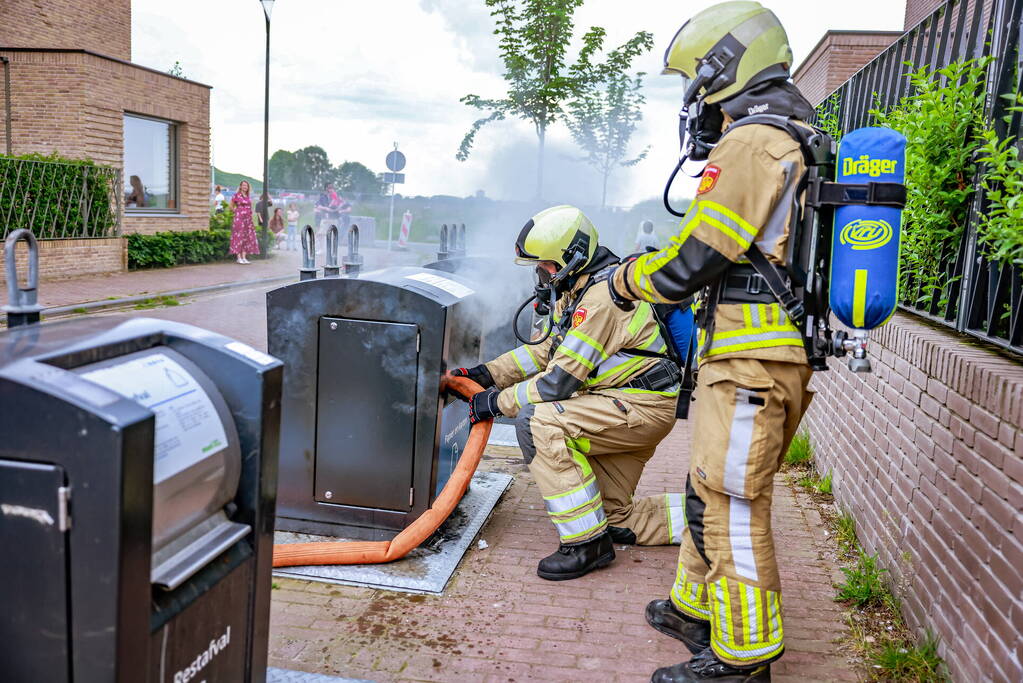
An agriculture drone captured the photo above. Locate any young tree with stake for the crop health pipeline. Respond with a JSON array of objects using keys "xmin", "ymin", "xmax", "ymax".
[
  {"xmin": 566, "ymin": 29, "xmax": 654, "ymax": 209},
  {"xmin": 456, "ymin": 0, "xmax": 600, "ymax": 199}
]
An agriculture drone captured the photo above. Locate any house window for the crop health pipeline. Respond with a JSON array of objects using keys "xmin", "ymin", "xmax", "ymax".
[{"xmin": 123, "ymin": 114, "xmax": 177, "ymax": 211}]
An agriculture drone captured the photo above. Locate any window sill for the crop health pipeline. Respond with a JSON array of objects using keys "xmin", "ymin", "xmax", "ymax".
[{"xmin": 124, "ymin": 212, "xmax": 187, "ymax": 217}]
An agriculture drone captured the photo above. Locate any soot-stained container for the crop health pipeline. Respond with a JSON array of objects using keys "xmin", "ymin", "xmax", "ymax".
[{"xmin": 267, "ymin": 266, "xmax": 483, "ymax": 540}]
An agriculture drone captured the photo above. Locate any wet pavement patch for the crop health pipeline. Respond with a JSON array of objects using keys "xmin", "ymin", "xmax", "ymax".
[{"xmin": 272, "ymin": 471, "xmax": 512, "ymax": 594}]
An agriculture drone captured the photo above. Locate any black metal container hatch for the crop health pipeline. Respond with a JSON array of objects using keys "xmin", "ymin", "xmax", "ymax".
[{"xmin": 268, "ymin": 261, "xmax": 483, "ymax": 541}]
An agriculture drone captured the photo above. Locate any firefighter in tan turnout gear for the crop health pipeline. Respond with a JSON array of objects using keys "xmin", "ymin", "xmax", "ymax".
[
  {"xmin": 605, "ymin": 3, "xmax": 816, "ymax": 681},
  {"xmin": 454, "ymin": 205, "xmax": 686, "ymax": 581}
]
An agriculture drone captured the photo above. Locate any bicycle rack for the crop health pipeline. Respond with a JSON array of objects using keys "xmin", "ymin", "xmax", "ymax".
[
  {"xmin": 324, "ymin": 225, "xmax": 341, "ymax": 278},
  {"xmin": 3, "ymin": 229, "xmax": 43, "ymax": 328},
  {"xmin": 300, "ymin": 225, "xmax": 318, "ymax": 281},
  {"xmin": 342, "ymin": 225, "xmax": 364, "ymax": 277}
]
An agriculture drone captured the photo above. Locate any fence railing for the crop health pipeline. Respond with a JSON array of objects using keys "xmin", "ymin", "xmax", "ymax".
[
  {"xmin": 0, "ymin": 156, "xmax": 121, "ymax": 240},
  {"xmin": 816, "ymin": 0, "xmax": 1023, "ymax": 356}
]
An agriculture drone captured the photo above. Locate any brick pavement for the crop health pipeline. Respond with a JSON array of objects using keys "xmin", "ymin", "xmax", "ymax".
[{"xmin": 267, "ymin": 422, "xmax": 859, "ymax": 683}]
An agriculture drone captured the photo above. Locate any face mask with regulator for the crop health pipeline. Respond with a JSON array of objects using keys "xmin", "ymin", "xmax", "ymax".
[
  {"xmin": 512, "ymin": 249, "xmax": 588, "ymax": 346},
  {"xmin": 662, "ymin": 51, "xmax": 734, "ymax": 217}
]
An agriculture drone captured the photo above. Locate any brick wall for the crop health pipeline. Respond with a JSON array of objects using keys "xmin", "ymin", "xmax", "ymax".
[
  {"xmin": 0, "ymin": 238, "xmax": 126, "ymax": 285},
  {"xmin": 0, "ymin": 49, "xmax": 211, "ymax": 237},
  {"xmin": 801, "ymin": 313, "xmax": 1023, "ymax": 683},
  {"xmin": 0, "ymin": 0, "xmax": 132, "ymax": 61},
  {"xmin": 793, "ymin": 32, "xmax": 902, "ymax": 107}
]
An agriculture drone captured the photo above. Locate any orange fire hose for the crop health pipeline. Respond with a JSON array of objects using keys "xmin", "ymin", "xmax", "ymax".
[{"xmin": 272, "ymin": 374, "xmax": 493, "ymax": 567}]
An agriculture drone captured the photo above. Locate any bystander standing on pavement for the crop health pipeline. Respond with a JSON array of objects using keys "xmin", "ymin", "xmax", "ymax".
[
  {"xmin": 315, "ymin": 183, "xmax": 340, "ymax": 252},
  {"xmin": 634, "ymin": 219, "xmax": 659, "ymax": 252},
  {"xmin": 229, "ymin": 181, "xmax": 260, "ymax": 264},
  {"xmin": 335, "ymin": 191, "xmax": 353, "ymax": 231},
  {"xmin": 269, "ymin": 207, "xmax": 286, "ymax": 249},
  {"xmin": 285, "ymin": 204, "xmax": 300, "ymax": 251},
  {"xmin": 213, "ymin": 184, "xmax": 226, "ymax": 213}
]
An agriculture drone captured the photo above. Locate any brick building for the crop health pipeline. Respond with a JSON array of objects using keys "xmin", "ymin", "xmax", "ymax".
[
  {"xmin": 792, "ymin": 31, "xmax": 902, "ymax": 106},
  {"xmin": 0, "ymin": 0, "xmax": 211, "ymax": 280},
  {"xmin": 793, "ymin": 0, "xmax": 989, "ymax": 106}
]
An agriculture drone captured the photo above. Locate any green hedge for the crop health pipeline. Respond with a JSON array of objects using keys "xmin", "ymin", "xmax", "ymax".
[
  {"xmin": 127, "ymin": 229, "xmax": 234, "ymax": 269},
  {"xmin": 0, "ymin": 152, "xmax": 118, "ymax": 239}
]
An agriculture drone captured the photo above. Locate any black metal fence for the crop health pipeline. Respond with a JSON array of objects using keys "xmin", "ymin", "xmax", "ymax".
[
  {"xmin": 0, "ymin": 156, "xmax": 121, "ymax": 240},
  {"xmin": 818, "ymin": 0, "xmax": 1023, "ymax": 356}
]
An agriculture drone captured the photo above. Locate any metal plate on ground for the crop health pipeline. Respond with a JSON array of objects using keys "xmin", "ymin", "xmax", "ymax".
[
  {"xmin": 267, "ymin": 667, "xmax": 371, "ymax": 682},
  {"xmin": 487, "ymin": 422, "xmax": 518, "ymax": 447},
  {"xmin": 273, "ymin": 471, "xmax": 512, "ymax": 594}
]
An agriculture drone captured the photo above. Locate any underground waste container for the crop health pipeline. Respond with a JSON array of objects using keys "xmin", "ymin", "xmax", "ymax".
[
  {"xmin": 268, "ymin": 265, "xmax": 483, "ymax": 540},
  {"xmin": 0, "ymin": 315, "xmax": 283, "ymax": 683}
]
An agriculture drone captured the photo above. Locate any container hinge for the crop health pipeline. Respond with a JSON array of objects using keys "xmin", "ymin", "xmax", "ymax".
[
  {"xmin": 57, "ymin": 485, "xmax": 71, "ymax": 532},
  {"xmin": 409, "ymin": 487, "xmax": 415, "ymax": 507}
]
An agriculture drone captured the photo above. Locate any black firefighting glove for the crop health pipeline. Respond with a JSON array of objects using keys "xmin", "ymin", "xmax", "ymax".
[
  {"xmin": 451, "ymin": 364, "xmax": 495, "ymax": 389},
  {"xmin": 468, "ymin": 387, "xmax": 502, "ymax": 425}
]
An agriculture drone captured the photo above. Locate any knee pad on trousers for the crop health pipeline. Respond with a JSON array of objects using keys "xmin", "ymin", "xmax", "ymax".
[
  {"xmin": 686, "ymin": 475, "xmax": 711, "ymax": 568},
  {"xmin": 515, "ymin": 404, "xmax": 537, "ymax": 464}
]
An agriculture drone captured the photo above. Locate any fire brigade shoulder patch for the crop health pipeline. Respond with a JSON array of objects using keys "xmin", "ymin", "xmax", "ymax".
[
  {"xmin": 697, "ymin": 165, "xmax": 722, "ymax": 195},
  {"xmin": 572, "ymin": 308, "xmax": 588, "ymax": 327}
]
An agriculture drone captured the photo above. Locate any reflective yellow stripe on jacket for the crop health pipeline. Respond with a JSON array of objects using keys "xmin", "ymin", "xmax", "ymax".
[{"xmin": 698, "ymin": 303, "xmax": 803, "ymax": 359}]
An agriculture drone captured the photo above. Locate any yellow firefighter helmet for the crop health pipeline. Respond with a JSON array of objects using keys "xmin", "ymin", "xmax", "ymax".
[
  {"xmin": 663, "ymin": 1, "xmax": 793, "ymax": 105},
  {"xmin": 514, "ymin": 205, "xmax": 599, "ymax": 272}
]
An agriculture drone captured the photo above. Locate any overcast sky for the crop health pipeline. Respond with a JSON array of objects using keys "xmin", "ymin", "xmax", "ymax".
[{"xmin": 131, "ymin": 0, "xmax": 907, "ymax": 207}]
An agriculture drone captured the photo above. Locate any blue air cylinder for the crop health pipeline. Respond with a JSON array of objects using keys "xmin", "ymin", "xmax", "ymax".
[
  {"xmin": 663, "ymin": 304, "xmax": 696, "ymax": 366},
  {"xmin": 829, "ymin": 127, "xmax": 906, "ymax": 330}
]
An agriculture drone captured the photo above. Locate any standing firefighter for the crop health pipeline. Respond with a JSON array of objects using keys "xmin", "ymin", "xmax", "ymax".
[
  {"xmin": 607, "ymin": 3, "xmax": 816, "ymax": 681},
  {"xmin": 455, "ymin": 205, "xmax": 687, "ymax": 580}
]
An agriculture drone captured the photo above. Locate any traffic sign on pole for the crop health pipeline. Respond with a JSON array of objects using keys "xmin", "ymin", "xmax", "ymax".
[
  {"xmin": 385, "ymin": 150, "xmax": 406, "ymax": 173},
  {"xmin": 386, "ymin": 144, "xmax": 406, "ymax": 251}
]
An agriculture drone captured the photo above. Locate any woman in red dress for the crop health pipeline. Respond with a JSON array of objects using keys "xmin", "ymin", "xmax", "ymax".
[{"xmin": 229, "ymin": 181, "xmax": 260, "ymax": 264}]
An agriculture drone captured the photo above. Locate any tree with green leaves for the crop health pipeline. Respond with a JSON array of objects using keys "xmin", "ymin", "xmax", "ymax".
[
  {"xmin": 293, "ymin": 146, "xmax": 332, "ymax": 190},
  {"xmin": 268, "ymin": 149, "xmax": 298, "ymax": 189},
  {"xmin": 333, "ymin": 161, "xmax": 382, "ymax": 197},
  {"xmin": 565, "ymin": 28, "xmax": 653, "ymax": 209},
  {"xmin": 457, "ymin": 0, "xmax": 603, "ymax": 199}
]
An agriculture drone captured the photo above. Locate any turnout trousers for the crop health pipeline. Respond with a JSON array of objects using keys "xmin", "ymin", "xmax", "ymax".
[
  {"xmin": 669, "ymin": 357, "xmax": 813, "ymax": 667},
  {"xmin": 515, "ymin": 390, "xmax": 681, "ymax": 546}
]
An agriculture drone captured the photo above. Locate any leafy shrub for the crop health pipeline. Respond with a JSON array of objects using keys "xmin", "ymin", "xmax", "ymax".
[
  {"xmin": 0, "ymin": 152, "xmax": 117, "ymax": 239},
  {"xmin": 127, "ymin": 229, "xmax": 233, "ymax": 269},
  {"xmin": 975, "ymin": 102, "xmax": 1023, "ymax": 266},
  {"xmin": 871, "ymin": 59, "xmax": 990, "ymax": 307},
  {"xmin": 209, "ymin": 204, "xmax": 234, "ymax": 231}
]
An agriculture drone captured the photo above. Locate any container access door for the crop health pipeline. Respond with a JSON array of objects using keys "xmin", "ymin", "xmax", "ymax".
[
  {"xmin": 0, "ymin": 459, "xmax": 70, "ymax": 683},
  {"xmin": 314, "ymin": 318, "xmax": 419, "ymax": 511}
]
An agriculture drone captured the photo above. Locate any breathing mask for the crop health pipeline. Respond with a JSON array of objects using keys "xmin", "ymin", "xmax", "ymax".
[
  {"xmin": 663, "ymin": 97, "xmax": 725, "ymax": 217},
  {"xmin": 513, "ymin": 249, "xmax": 588, "ymax": 346}
]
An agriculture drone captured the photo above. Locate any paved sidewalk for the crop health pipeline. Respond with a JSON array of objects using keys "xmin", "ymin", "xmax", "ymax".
[
  {"xmin": 267, "ymin": 422, "xmax": 858, "ymax": 682},
  {"xmin": 2, "ymin": 243, "xmax": 435, "ymax": 309}
]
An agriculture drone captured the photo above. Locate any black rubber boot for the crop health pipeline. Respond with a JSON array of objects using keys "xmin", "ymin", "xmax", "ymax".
[
  {"xmin": 536, "ymin": 532, "xmax": 615, "ymax": 581},
  {"xmin": 651, "ymin": 647, "xmax": 773, "ymax": 682},
  {"xmin": 607, "ymin": 526, "xmax": 637, "ymax": 545},
  {"xmin": 645, "ymin": 599, "xmax": 711, "ymax": 654}
]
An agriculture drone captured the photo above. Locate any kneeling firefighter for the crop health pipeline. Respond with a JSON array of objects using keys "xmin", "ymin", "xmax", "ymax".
[
  {"xmin": 606, "ymin": 3, "xmax": 826, "ymax": 681},
  {"xmin": 454, "ymin": 205, "xmax": 690, "ymax": 581}
]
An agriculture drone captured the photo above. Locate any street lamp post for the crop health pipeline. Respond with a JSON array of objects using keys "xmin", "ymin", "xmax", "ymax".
[{"xmin": 259, "ymin": 0, "xmax": 274, "ymax": 253}]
